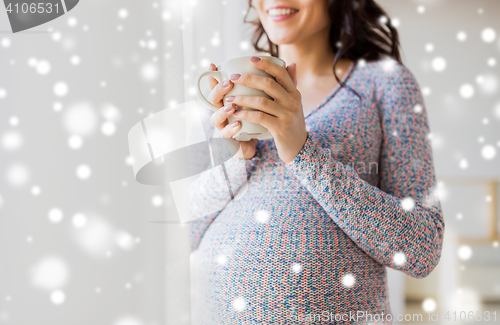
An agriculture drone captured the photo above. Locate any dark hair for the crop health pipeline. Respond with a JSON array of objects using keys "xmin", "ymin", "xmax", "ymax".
[{"xmin": 243, "ymin": 0, "xmax": 403, "ymax": 102}]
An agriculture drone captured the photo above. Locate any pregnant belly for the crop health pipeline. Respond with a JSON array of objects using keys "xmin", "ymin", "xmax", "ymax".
[{"xmin": 191, "ymin": 190, "xmax": 391, "ymax": 324}]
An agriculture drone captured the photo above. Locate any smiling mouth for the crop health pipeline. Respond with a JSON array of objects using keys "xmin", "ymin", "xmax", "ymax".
[{"xmin": 267, "ymin": 8, "xmax": 299, "ymax": 17}]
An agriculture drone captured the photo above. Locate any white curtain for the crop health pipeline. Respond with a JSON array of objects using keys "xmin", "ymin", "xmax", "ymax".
[{"xmin": 160, "ymin": 0, "xmax": 262, "ymax": 323}]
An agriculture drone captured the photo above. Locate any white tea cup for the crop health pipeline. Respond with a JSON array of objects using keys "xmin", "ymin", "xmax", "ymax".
[{"xmin": 194, "ymin": 55, "xmax": 286, "ymax": 141}]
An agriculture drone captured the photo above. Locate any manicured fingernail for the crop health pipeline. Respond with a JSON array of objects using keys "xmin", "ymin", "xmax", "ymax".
[
  {"xmin": 222, "ymin": 80, "xmax": 230, "ymax": 87},
  {"xmin": 226, "ymin": 96, "xmax": 235, "ymax": 102},
  {"xmin": 209, "ymin": 63, "xmax": 215, "ymax": 70},
  {"xmin": 230, "ymin": 74, "xmax": 241, "ymax": 81},
  {"xmin": 224, "ymin": 103, "xmax": 234, "ymax": 112},
  {"xmin": 250, "ymin": 56, "xmax": 262, "ymax": 63},
  {"xmin": 231, "ymin": 121, "xmax": 239, "ymax": 128}
]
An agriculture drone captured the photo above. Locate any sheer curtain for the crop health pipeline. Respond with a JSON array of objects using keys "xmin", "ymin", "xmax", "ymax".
[{"xmin": 160, "ymin": 0, "xmax": 260, "ymax": 323}]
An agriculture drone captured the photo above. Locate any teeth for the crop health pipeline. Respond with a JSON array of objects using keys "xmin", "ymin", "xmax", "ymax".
[{"xmin": 268, "ymin": 8, "xmax": 298, "ymax": 16}]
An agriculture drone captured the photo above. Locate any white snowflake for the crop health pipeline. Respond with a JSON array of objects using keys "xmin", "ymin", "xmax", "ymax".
[
  {"xmin": 140, "ymin": 63, "xmax": 159, "ymax": 81},
  {"xmin": 118, "ymin": 8, "xmax": 128, "ymax": 19},
  {"xmin": 382, "ymin": 57, "xmax": 396, "ymax": 72},
  {"xmin": 393, "ymin": 252, "xmax": 406, "ymax": 266},
  {"xmin": 162, "ymin": 11, "xmax": 172, "ymax": 21},
  {"xmin": 2, "ymin": 131, "xmax": 23, "ymax": 150},
  {"xmin": 147, "ymin": 39, "xmax": 157, "ymax": 50},
  {"xmin": 481, "ymin": 145, "xmax": 496, "ymax": 160},
  {"xmin": 341, "ymin": 273, "xmax": 355, "ymax": 288},
  {"xmin": 477, "ymin": 73, "xmax": 498, "ymax": 94},
  {"xmin": 63, "ymin": 102, "xmax": 97, "ymax": 136},
  {"xmin": 401, "ymin": 197, "xmax": 415, "ymax": 211},
  {"xmin": 481, "ymin": 28, "xmax": 496, "ymax": 43},
  {"xmin": 36, "ymin": 60, "xmax": 51, "ymax": 75},
  {"xmin": 216, "ymin": 255, "xmax": 228, "ymax": 265},
  {"xmin": 68, "ymin": 135, "xmax": 83, "ymax": 150},
  {"xmin": 50, "ymin": 290, "xmax": 65, "ymax": 305},
  {"xmin": 70, "ymin": 55, "xmax": 80, "ymax": 65},
  {"xmin": 72, "ymin": 213, "xmax": 88, "ymax": 228},
  {"xmin": 9, "ymin": 116, "xmax": 19, "ymax": 126},
  {"xmin": 31, "ymin": 185, "xmax": 41, "ymax": 196},
  {"xmin": 150, "ymin": 194, "xmax": 164, "ymax": 207},
  {"xmin": 291, "ymin": 263, "xmax": 303, "ymax": 273},
  {"xmin": 232, "ymin": 297, "xmax": 246, "ymax": 311},
  {"xmin": 422, "ymin": 298, "xmax": 436, "ymax": 312},
  {"xmin": 378, "ymin": 15, "xmax": 388, "ymax": 25},
  {"xmin": 76, "ymin": 164, "xmax": 92, "ymax": 179},
  {"xmin": 1, "ymin": 38, "xmax": 10, "ymax": 48},
  {"xmin": 431, "ymin": 57, "xmax": 446, "ymax": 72},
  {"xmin": 48, "ymin": 208, "xmax": 64, "ymax": 223},
  {"xmin": 101, "ymin": 122, "xmax": 117, "ymax": 136},
  {"xmin": 101, "ymin": 104, "xmax": 122, "ymax": 122},
  {"xmin": 459, "ymin": 84, "xmax": 474, "ymax": 99},
  {"xmin": 457, "ymin": 245, "xmax": 472, "ymax": 260},
  {"xmin": 31, "ymin": 256, "xmax": 69, "ymax": 289},
  {"xmin": 211, "ymin": 34, "xmax": 221, "ymax": 47},
  {"xmin": 53, "ymin": 81, "xmax": 69, "ymax": 97},
  {"xmin": 67, "ymin": 17, "xmax": 77, "ymax": 27},
  {"xmin": 115, "ymin": 231, "xmax": 135, "ymax": 251},
  {"xmin": 456, "ymin": 31, "xmax": 467, "ymax": 42},
  {"xmin": 240, "ymin": 41, "xmax": 250, "ymax": 50},
  {"xmin": 6, "ymin": 164, "xmax": 30, "ymax": 187},
  {"xmin": 255, "ymin": 210, "xmax": 270, "ymax": 223},
  {"xmin": 53, "ymin": 102, "xmax": 62, "ymax": 112}
]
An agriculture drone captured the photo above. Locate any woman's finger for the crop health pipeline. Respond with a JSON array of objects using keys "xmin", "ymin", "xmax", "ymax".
[
  {"xmin": 250, "ymin": 57, "xmax": 296, "ymax": 94},
  {"xmin": 229, "ymin": 73, "xmax": 289, "ymax": 103},
  {"xmin": 219, "ymin": 120, "xmax": 242, "ymax": 139},
  {"xmin": 210, "ymin": 103, "xmax": 236, "ymax": 130},
  {"xmin": 208, "ymin": 63, "xmax": 219, "ymax": 91},
  {"xmin": 225, "ymin": 94, "xmax": 280, "ymax": 117},
  {"xmin": 232, "ymin": 107, "xmax": 277, "ymax": 133},
  {"xmin": 207, "ymin": 79, "xmax": 233, "ymax": 107}
]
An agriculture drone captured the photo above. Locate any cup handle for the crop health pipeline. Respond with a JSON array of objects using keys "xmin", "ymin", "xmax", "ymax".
[{"xmin": 194, "ymin": 71, "xmax": 223, "ymax": 112}]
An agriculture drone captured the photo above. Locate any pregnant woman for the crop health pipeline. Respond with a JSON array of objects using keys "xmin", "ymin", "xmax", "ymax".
[{"xmin": 189, "ymin": 0, "xmax": 445, "ymax": 323}]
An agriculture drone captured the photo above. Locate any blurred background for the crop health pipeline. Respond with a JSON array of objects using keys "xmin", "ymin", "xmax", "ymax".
[{"xmin": 0, "ymin": 0, "xmax": 499, "ymax": 324}]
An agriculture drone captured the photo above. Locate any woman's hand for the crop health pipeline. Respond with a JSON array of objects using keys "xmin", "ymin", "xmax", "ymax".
[
  {"xmin": 206, "ymin": 63, "xmax": 259, "ymax": 160},
  {"xmin": 227, "ymin": 57, "xmax": 308, "ymax": 164}
]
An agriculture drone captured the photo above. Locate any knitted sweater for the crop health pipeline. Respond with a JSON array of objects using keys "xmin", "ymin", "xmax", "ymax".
[{"xmin": 188, "ymin": 57, "xmax": 445, "ymax": 324}]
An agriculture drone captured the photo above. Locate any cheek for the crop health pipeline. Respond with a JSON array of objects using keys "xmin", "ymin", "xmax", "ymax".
[
  {"xmin": 252, "ymin": 0, "xmax": 265, "ymax": 15},
  {"xmin": 299, "ymin": 10, "xmax": 330, "ymax": 34},
  {"xmin": 306, "ymin": 0, "xmax": 331, "ymax": 27}
]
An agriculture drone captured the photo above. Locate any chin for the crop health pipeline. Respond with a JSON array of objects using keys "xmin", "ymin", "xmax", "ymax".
[{"xmin": 267, "ymin": 32, "xmax": 298, "ymax": 46}]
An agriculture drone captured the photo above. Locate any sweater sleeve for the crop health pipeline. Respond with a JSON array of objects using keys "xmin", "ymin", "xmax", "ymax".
[
  {"xmin": 284, "ymin": 64, "xmax": 445, "ymax": 279},
  {"xmin": 188, "ymin": 112, "xmax": 261, "ymax": 253}
]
